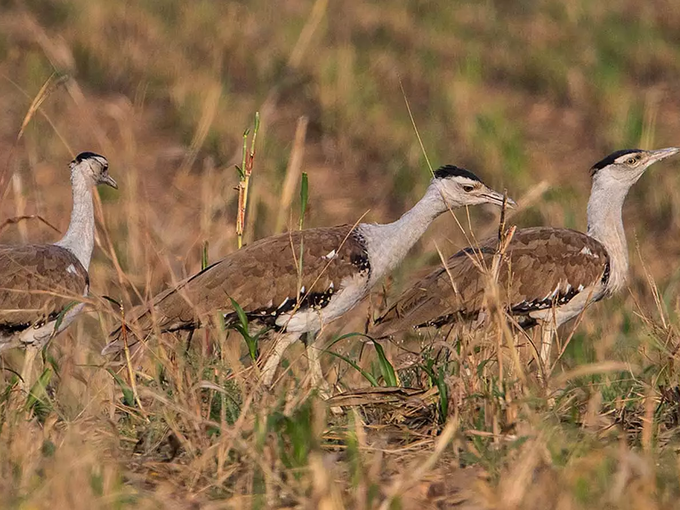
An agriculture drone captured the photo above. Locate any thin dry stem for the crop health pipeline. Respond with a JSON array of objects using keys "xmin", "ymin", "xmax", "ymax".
[
  {"xmin": 0, "ymin": 214, "xmax": 61, "ymax": 235},
  {"xmin": 276, "ymin": 116, "xmax": 309, "ymax": 233}
]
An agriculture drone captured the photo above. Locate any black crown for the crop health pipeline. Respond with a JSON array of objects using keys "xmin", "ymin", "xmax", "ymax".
[{"xmin": 433, "ymin": 165, "xmax": 482, "ymax": 182}]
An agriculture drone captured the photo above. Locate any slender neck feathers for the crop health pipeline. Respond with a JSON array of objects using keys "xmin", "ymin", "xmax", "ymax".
[
  {"xmin": 586, "ymin": 175, "xmax": 632, "ymax": 293},
  {"xmin": 360, "ymin": 182, "xmax": 449, "ymax": 284},
  {"xmin": 55, "ymin": 170, "xmax": 95, "ymax": 271}
]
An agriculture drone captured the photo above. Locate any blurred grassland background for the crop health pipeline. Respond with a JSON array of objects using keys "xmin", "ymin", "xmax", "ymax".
[{"xmin": 2, "ymin": 0, "xmax": 680, "ymax": 508}]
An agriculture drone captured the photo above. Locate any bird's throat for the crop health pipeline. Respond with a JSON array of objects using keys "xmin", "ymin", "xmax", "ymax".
[{"xmin": 586, "ymin": 178, "xmax": 630, "ymax": 293}]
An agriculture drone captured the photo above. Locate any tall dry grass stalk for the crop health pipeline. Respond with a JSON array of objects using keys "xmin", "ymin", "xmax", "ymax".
[
  {"xmin": 276, "ymin": 115, "xmax": 309, "ymax": 233},
  {"xmin": 0, "ymin": 73, "xmax": 70, "ymax": 202},
  {"xmin": 235, "ymin": 112, "xmax": 260, "ymax": 249}
]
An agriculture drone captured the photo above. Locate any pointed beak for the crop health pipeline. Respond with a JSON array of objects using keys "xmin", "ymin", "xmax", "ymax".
[
  {"xmin": 647, "ymin": 147, "xmax": 680, "ymax": 165},
  {"xmin": 101, "ymin": 174, "xmax": 118, "ymax": 189},
  {"xmin": 482, "ymin": 188, "xmax": 517, "ymax": 209}
]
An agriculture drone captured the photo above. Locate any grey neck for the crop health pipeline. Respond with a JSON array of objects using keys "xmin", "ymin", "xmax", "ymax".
[
  {"xmin": 360, "ymin": 183, "xmax": 448, "ymax": 285},
  {"xmin": 55, "ymin": 171, "xmax": 95, "ymax": 271},
  {"xmin": 586, "ymin": 177, "xmax": 631, "ymax": 293}
]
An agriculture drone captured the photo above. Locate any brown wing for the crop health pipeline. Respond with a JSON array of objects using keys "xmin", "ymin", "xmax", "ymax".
[
  {"xmin": 0, "ymin": 244, "xmax": 89, "ymax": 330},
  {"xmin": 123, "ymin": 224, "xmax": 367, "ymax": 335},
  {"xmin": 373, "ymin": 227, "xmax": 609, "ymax": 336}
]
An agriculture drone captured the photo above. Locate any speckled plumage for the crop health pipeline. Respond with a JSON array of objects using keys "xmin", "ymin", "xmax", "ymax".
[
  {"xmin": 0, "ymin": 245, "xmax": 89, "ymax": 348},
  {"xmin": 372, "ymin": 227, "xmax": 610, "ymax": 337},
  {"xmin": 106, "ymin": 225, "xmax": 370, "ymax": 348}
]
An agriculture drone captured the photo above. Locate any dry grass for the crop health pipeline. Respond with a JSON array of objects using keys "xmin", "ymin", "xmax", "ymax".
[{"xmin": 2, "ymin": 0, "xmax": 680, "ymax": 508}]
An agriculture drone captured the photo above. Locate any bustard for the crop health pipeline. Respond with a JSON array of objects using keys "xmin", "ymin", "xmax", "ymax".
[
  {"xmin": 372, "ymin": 148, "xmax": 680, "ymax": 369},
  {"xmin": 0, "ymin": 152, "xmax": 117, "ymax": 384},
  {"xmin": 103, "ymin": 165, "xmax": 513, "ymax": 389}
]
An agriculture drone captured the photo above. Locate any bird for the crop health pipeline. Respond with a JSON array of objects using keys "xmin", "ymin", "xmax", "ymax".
[
  {"xmin": 102, "ymin": 165, "xmax": 514, "ymax": 390},
  {"xmin": 0, "ymin": 152, "xmax": 117, "ymax": 386},
  {"xmin": 372, "ymin": 147, "xmax": 680, "ymax": 372}
]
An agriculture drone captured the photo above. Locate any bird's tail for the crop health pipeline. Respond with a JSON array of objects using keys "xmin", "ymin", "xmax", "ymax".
[
  {"xmin": 101, "ymin": 322, "xmax": 142, "ymax": 356},
  {"xmin": 101, "ymin": 304, "xmax": 153, "ymax": 356},
  {"xmin": 368, "ymin": 308, "xmax": 406, "ymax": 340},
  {"xmin": 370, "ymin": 294, "xmax": 452, "ymax": 339}
]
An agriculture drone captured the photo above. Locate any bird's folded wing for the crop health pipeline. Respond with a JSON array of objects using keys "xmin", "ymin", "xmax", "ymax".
[
  {"xmin": 373, "ymin": 227, "xmax": 609, "ymax": 336},
  {"xmin": 0, "ymin": 244, "xmax": 89, "ymax": 329},
  {"xmin": 105, "ymin": 224, "xmax": 368, "ymax": 352}
]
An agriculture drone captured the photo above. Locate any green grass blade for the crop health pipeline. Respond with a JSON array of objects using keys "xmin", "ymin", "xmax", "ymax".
[
  {"xmin": 202, "ymin": 240, "xmax": 209, "ymax": 270},
  {"xmin": 235, "ymin": 164, "xmax": 245, "ymax": 180},
  {"xmin": 250, "ymin": 111, "xmax": 260, "ymax": 156},
  {"xmin": 326, "ymin": 351, "xmax": 379, "ymax": 387},
  {"xmin": 229, "ymin": 297, "xmax": 249, "ymax": 330},
  {"xmin": 107, "ymin": 368, "xmax": 135, "ymax": 407},
  {"xmin": 299, "ymin": 172, "xmax": 308, "ymax": 230},
  {"xmin": 371, "ymin": 341, "xmax": 398, "ymax": 387},
  {"xmin": 26, "ymin": 367, "xmax": 53, "ymax": 411},
  {"xmin": 324, "ymin": 333, "xmax": 396, "ymax": 386},
  {"xmin": 52, "ymin": 300, "xmax": 78, "ymax": 336},
  {"xmin": 436, "ymin": 365, "xmax": 448, "ymax": 419},
  {"xmin": 240, "ymin": 130, "xmax": 249, "ymax": 172},
  {"xmin": 421, "ymin": 363, "xmax": 448, "ymax": 423},
  {"xmin": 324, "ymin": 332, "xmax": 374, "ymax": 350},
  {"xmin": 229, "ymin": 298, "xmax": 258, "ymax": 361}
]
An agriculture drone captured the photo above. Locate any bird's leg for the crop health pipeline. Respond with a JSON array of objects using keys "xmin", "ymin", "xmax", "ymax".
[
  {"xmin": 305, "ymin": 333, "xmax": 343, "ymax": 414},
  {"xmin": 305, "ymin": 332, "xmax": 332, "ymax": 398},
  {"xmin": 539, "ymin": 324, "xmax": 554, "ymax": 368},
  {"xmin": 305, "ymin": 332, "xmax": 322, "ymax": 386},
  {"xmin": 20, "ymin": 344, "xmax": 39, "ymax": 393},
  {"xmin": 183, "ymin": 329, "xmax": 195, "ymax": 354},
  {"xmin": 260, "ymin": 332, "xmax": 301, "ymax": 387},
  {"xmin": 535, "ymin": 321, "xmax": 558, "ymax": 386}
]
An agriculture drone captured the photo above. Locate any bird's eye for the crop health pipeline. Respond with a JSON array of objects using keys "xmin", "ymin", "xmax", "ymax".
[
  {"xmin": 462, "ymin": 185, "xmax": 474, "ymax": 192},
  {"xmin": 626, "ymin": 158, "xmax": 636, "ymax": 165}
]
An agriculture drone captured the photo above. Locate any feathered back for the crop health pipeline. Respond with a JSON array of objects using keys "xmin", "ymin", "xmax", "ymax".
[
  {"xmin": 0, "ymin": 244, "xmax": 88, "ymax": 334},
  {"xmin": 372, "ymin": 227, "xmax": 609, "ymax": 337},
  {"xmin": 104, "ymin": 224, "xmax": 369, "ymax": 353}
]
